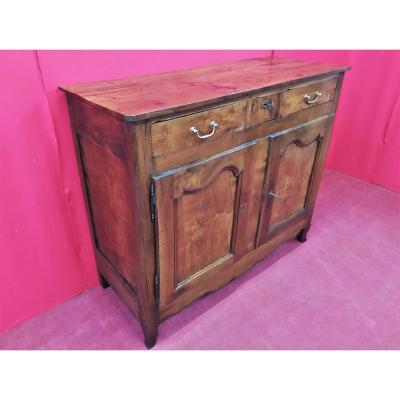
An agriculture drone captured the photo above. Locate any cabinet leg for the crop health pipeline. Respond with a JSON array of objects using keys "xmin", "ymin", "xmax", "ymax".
[
  {"xmin": 99, "ymin": 274, "xmax": 110, "ymax": 289},
  {"xmin": 296, "ymin": 226, "xmax": 310, "ymax": 243},
  {"xmin": 143, "ymin": 325, "xmax": 159, "ymax": 349}
]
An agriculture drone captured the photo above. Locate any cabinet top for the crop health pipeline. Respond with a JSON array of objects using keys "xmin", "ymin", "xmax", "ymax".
[{"xmin": 60, "ymin": 56, "xmax": 349, "ymax": 122}]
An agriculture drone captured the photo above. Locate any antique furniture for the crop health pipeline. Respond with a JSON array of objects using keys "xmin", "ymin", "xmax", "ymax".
[{"xmin": 61, "ymin": 57, "xmax": 349, "ymax": 348}]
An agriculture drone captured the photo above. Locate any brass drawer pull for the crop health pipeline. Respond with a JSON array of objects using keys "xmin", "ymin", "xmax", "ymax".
[
  {"xmin": 190, "ymin": 120, "xmax": 218, "ymax": 139},
  {"xmin": 304, "ymin": 91, "xmax": 322, "ymax": 104},
  {"xmin": 261, "ymin": 99, "xmax": 274, "ymax": 111}
]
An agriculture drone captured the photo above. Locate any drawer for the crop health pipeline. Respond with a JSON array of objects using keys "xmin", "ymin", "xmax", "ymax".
[
  {"xmin": 151, "ymin": 101, "xmax": 247, "ymax": 157},
  {"xmin": 279, "ymin": 77, "xmax": 337, "ymax": 117},
  {"xmin": 248, "ymin": 92, "xmax": 279, "ymax": 127}
]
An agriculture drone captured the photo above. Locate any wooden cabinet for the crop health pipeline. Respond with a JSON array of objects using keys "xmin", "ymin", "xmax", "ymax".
[{"xmin": 61, "ymin": 57, "xmax": 349, "ymax": 348}]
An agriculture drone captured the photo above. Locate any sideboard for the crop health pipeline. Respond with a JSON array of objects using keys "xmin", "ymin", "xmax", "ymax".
[{"xmin": 61, "ymin": 57, "xmax": 349, "ymax": 348}]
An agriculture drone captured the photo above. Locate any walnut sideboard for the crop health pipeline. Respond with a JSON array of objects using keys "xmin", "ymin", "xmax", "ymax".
[{"xmin": 61, "ymin": 57, "xmax": 349, "ymax": 348}]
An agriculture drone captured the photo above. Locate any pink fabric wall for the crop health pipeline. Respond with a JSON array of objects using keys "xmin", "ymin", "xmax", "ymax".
[
  {"xmin": 1, "ymin": 50, "xmax": 399, "ymax": 334},
  {"xmin": 0, "ymin": 50, "xmax": 271, "ymax": 333}
]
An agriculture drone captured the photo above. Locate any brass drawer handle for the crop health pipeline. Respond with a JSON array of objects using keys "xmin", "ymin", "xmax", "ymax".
[
  {"xmin": 304, "ymin": 91, "xmax": 322, "ymax": 104},
  {"xmin": 190, "ymin": 120, "xmax": 218, "ymax": 139},
  {"xmin": 261, "ymin": 99, "xmax": 274, "ymax": 111}
]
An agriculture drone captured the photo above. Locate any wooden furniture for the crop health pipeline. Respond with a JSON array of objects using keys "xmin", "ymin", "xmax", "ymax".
[{"xmin": 61, "ymin": 57, "xmax": 349, "ymax": 348}]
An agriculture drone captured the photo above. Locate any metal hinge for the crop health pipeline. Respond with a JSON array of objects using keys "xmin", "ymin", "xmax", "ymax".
[
  {"xmin": 154, "ymin": 273, "xmax": 160, "ymax": 304},
  {"xmin": 150, "ymin": 181, "xmax": 156, "ymax": 223}
]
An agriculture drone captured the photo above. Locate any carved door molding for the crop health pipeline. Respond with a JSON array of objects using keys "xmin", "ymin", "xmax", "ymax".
[
  {"xmin": 153, "ymin": 139, "xmax": 267, "ymax": 309},
  {"xmin": 257, "ymin": 116, "xmax": 334, "ymax": 246}
]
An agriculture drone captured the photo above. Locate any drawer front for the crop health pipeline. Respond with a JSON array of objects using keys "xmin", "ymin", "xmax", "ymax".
[
  {"xmin": 151, "ymin": 101, "xmax": 247, "ymax": 157},
  {"xmin": 279, "ymin": 77, "xmax": 337, "ymax": 117},
  {"xmin": 249, "ymin": 92, "xmax": 279, "ymax": 127}
]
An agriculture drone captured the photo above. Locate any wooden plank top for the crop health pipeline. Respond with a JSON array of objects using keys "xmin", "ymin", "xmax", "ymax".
[{"xmin": 60, "ymin": 57, "xmax": 349, "ymax": 121}]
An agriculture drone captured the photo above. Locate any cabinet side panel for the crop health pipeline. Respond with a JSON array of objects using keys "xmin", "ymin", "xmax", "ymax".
[{"xmin": 68, "ymin": 95, "xmax": 140, "ymax": 288}]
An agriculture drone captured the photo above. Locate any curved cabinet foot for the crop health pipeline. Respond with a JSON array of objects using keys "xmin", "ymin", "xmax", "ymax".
[
  {"xmin": 296, "ymin": 226, "xmax": 310, "ymax": 243},
  {"xmin": 144, "ymin": 328, "xmax": 158, "ymax": 349},
  {"xmin": 99, "ymin": 274, "xmax": 110, "ymax": 289}
]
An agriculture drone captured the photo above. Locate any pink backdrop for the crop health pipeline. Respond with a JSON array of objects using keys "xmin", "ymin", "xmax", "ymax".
[{"xmin": 1, "ymin": 50, "xmax": 399, "ymax": 333}]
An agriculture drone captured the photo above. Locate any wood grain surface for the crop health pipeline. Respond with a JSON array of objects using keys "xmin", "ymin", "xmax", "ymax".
[
  {"xmin": 151, "ymin": 101, "xmax": 247, "ymax": 157},
  {"xmin": 60, "ymin": 57, "xmax": 349, "ymax": 121},
  {"xmin": 279, "ymin": 77, "xmax": 338, "ymax": 117}
]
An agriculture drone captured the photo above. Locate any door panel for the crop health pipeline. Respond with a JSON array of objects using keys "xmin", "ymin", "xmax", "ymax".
[
  {"xmin": 257, "ymin": 116, "xmax": 333, "ymax": 246},
  {"xmin": 270, "ymin": 140, "xmax": 317, "ymax": 227},
  {"xmin": 176, "ymin": 167, "xmax": 238, "ymax": 283},
  {"xmin": 153, "ymin": 139, "xmax": 267, "ymax": 310}
]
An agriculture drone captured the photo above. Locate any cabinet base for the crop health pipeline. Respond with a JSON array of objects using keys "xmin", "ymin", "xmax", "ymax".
[
  {"xmin": 99, "ymin": 274, "xmax": 110, "ymax": 289},
  {"xmin": 144, "ymin": 330, "xmax": 158, "ymax": 349},
  {"xmin": 97, "ymin": 221, "xmax": 311, "ymax": 349},
  {"xmin": 296, "ymin": 226, "xmax": 310, "ymax": 243}
]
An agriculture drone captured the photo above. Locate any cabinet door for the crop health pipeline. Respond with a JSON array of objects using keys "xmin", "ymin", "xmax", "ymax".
[
  {"xmin": 153, "ymin": 139, "xmax": 267, "ymax": 311},
  {"xmin": 257, "ymin": 116, "xmax": 333, "ymax": 245}
]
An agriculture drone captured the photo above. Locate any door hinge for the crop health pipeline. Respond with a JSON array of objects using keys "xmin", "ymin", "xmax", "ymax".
[
  {"xmin": 154, "ymin": 273, "xmax": 160, "ymax": 304},
  {"xmin": 150, "ymin": 181, "xmax": 156, "ymax": 223}
]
